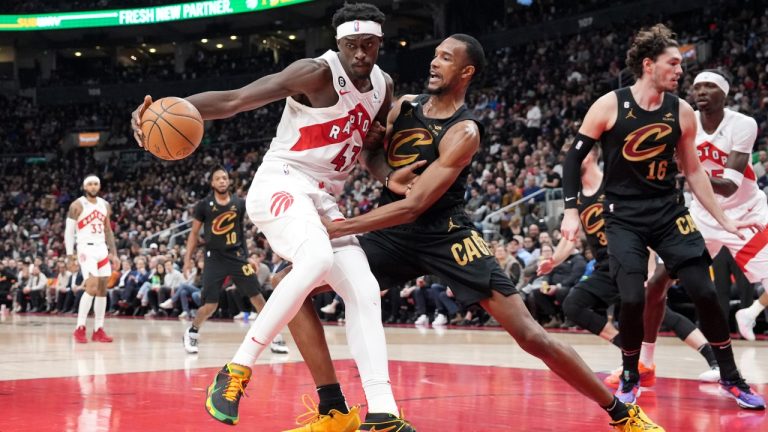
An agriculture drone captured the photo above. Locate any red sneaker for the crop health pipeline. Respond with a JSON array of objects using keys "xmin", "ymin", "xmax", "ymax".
[
  {"xmin": 73, "ymin": 326, "xmax": 88, "ymax": 344},
  {"xmin": 92, "ymin": 328, "xmax": 113, "ymax": 343}
]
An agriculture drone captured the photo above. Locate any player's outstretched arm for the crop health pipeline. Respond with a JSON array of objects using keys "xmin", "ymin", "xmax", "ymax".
[
  {"xmin": 709, "ymin": 116, "xmax": 757, "ymax": 197},
  {"xmin": 325, "ymin": 119, "xmax": 480, "ymax": 238},
  {"xmin": 560, "ymin": 93, "xmax": 614, "ymax": 241},
  {"xmin": 131, "ymin": 58, "xmax": 329, "ymax": 146},
  {"xmin": 184, "ymin": 58, "xmax": 329, "ymax": 120}
]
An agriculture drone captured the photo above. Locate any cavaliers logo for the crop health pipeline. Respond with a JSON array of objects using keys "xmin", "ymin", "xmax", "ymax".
[
  {"xmin": 580, "ymin": 203, "xmax": 604, "ymax": 235},
  {"xmin": 270, "ymin": 191, "xmax": 294, "ymax": 217},
  {"xmin": 622, "ymin": 123, "xmax": 672, "ymax": 162},
  {"xmin": 211, "ymin": 211, "xmax": 237, "ymax": 235},
  {"xmin": 387, "ymin": 128, "xmax": 433, "ymax": 167}
]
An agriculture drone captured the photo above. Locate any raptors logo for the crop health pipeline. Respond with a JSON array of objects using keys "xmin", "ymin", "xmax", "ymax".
[
  {"xmin": 270, "ymin": 192, "xmax": 294, "ymax": 217},
  {"xmin": 387, "ymin": 128, "xmax": 433, "ymax": 167},
  {"xmin": 622, "ymin": 123, "xmax": 673, "ymax": 162}
]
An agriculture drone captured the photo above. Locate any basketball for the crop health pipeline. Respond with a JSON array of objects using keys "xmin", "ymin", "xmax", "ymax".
[{"xmin": 140, "ymin": 97, "xmax": 204, "ymax": 161}]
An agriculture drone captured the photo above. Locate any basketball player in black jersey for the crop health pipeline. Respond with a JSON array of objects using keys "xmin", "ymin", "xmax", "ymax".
[
  {"xmin": 561, "ymin": 24, "xmax": 764, "ymax": 409},
  {"xmin": 275, "ymin": 34, "xmax": 663, "ymax": 431},
  {"xmin": 181, "ymin": 165, "xmax": 289, "ymax": 356},
  {"xmin": 538, "ymin": 145, "xmax": 721, "ymax": 385}
]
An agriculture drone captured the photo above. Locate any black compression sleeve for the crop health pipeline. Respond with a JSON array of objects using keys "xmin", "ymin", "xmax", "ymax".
[{"xmin": 562, "ymin": 133, "xmax": 597, "ymax": 209}]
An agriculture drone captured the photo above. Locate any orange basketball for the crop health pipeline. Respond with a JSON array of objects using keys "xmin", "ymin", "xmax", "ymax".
[{"xmin": 140, "ymin": 97, "xmax": 204, "ymax": 161}]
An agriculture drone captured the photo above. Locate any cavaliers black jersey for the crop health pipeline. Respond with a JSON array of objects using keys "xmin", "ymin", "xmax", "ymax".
[
  {"xmin": 379, "ymin": 94, "xmax": 483, "ymax": 224},
  {"xmin": 601, "ymin": 87, "xmax": 682, "ymax": 199},
  {"xmin": 577, "ymin": 184, "xmax": 609, "ymax": 271},
  {"xmin": 193, "ymin": 194, "xmax": 247, "ymax": 254}
]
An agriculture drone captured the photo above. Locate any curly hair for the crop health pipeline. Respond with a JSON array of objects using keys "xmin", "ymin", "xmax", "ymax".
[
  {"xmin": 331, "ymin": 2, "xmax": 385, "ymax": 28},
  {"xmin": 625, "ymin": 23, "xmax": 679, "ymax": 78}
]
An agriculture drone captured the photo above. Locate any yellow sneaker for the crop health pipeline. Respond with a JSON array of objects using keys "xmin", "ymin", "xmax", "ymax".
[
  {"xmin": 282, "ymin": 394, "xmax": 361, "ymax": 432},
  {"xmin": 609, "ymin": 403, "xmax": 665, "ymax": 431}
]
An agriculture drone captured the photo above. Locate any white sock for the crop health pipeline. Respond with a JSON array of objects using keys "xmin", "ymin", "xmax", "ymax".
[
  {"xmin": 231, "ymin": 233, "xmax": 333, "ymax": 366},
  {"xmin": 327, "ymin": 248, "xmax": 399, "ymax": 416},
  {"xmin": 639, "ymin": 342, "xmax": 656, "ymax": 366},
  {"xmin": 77, "ymin": 293, "xmax": 95, "ymax": 328},
  {"xmin": 742, "ymin": 300, "xmax": 765, "ymax": 321},
  {"xmin": 94, "ymin": 296, "xmax": 107, "ymax": 330}
]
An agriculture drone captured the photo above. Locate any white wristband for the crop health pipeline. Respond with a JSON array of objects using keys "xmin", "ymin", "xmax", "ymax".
[{"xmin": 722, "ymin": 168, "xmax": 744, "ymax": 187}]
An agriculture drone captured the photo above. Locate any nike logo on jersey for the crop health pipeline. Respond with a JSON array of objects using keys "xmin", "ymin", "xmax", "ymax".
[
  {"xmin": 369, "ymin": 426, "xmax": 397, "ymax": 432},
  {"xmin": 339, "ymin": 89, "xmax": 352, "ymax": 95},
  {"xmin": 565, "ymin": 197, "xmax": 576, "ymax": 201}
]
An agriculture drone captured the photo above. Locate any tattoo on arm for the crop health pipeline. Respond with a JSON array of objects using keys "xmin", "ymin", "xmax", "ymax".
[{"xmin": 67, "ymin": 201, "xmax": 81, "ymax": 220}]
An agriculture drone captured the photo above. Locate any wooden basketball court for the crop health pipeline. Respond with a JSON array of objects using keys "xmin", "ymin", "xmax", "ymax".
[{"xmin": 1, "ymin": 314, "xmax": 766, "ymax": 431}]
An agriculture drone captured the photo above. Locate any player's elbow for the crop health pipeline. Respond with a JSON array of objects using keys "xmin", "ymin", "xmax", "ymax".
[{"xmin": 400, "ymin": 201, "xmax": 425, "ymax": 223}]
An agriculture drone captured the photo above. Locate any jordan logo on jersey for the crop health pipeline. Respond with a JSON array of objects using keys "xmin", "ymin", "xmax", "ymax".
[
  {"xmin": 387, "ymin": 128, "xmax": 433, "ymax": 167},
  {"xmin": 77, "ymin": 209, "xmax": 106, "ymax": 229},
  {"xmin": 626, "ymin": 108, "xmax": 637, "ymax": 120},
  {"xmin": 622, "ymin": 123, "xmax": 672, "ymax": 162},
  {"xmin": 290, "ymin": 103, "xmax": 372, "ymax": 152},
  {"xmin": 270, "ymin": 192, "xmax": 294, "ymax": 217}
]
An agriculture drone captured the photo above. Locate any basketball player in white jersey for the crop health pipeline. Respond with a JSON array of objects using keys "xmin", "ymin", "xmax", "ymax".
[
  {"xmin": 65, "ymin": 175, "xmax": 117, "ymax": 343},
  {"xmin": 687, "ymin": 70, "xmax": 768, "ymax": 341},
  {"xmin": 131, "ymin": 4, "xmax": 416, "ymax": 430}
]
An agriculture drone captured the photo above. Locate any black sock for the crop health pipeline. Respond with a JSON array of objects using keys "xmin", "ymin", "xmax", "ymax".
[
  {"xmin": 189, "ymin": 325, "xmax": 199, "ymax": 333},
  {"xmin": 610, "ymin": 334, "xmax": 622, "ymax": 348},
  {"xmin": 621, "ymin": 349, "xmax": 640, "ymax": 381},
  {"xmin": 698, "ymin": 343, "xmax": 718, "ymax": 368},
  {"xmin": 317, "ymin": 383, "xmax": 348, "ymax": 415},
  {"xmin": 603, "ymin": 397, "xmax": 630, "ymax": 422},
  {"xmin": 711, "ymin": 341, "xmax": 740, "ymax": 381}
]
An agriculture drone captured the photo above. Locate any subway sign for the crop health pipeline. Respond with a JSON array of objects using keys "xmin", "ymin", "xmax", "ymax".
[{"xmin": 0, "ymin": 0, "xmax": 313, "ymax": 31}]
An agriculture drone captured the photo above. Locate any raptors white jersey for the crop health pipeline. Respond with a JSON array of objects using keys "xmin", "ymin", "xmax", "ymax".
[
  {"xmin": 694, "ymin": 109, "xmax": 759, "ymax": 210},
  {"xmin": 75, "ymin": 196, "xmax": 109, "ymax": 246},
  {"xmin": 262, "ymin": 50, "xmax": 386, "ymax": 195}
]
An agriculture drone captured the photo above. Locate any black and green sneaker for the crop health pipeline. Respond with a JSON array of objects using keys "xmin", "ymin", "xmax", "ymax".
[
  {"xmin": 357, "ymin": 412, "xmax": 416, "ymax": 432},
  {"xmin": 205, "ymin": 363, "xmax": 252, "ymax": 425}
]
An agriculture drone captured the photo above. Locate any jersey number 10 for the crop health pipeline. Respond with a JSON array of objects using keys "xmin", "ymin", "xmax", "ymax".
[{"xmin": 226, "ymin": 232, "xmax": 237, "ymax": 245}]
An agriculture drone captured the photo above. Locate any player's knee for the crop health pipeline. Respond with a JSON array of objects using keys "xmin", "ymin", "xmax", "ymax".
[
  {"xmin": 562, "ymin": 295, "xmax": 582, "ymax": 323},
  {"xmin": 687, "ymin": 284, "xmax": 719, "ymax": 305},
  {"xmin": 294, "ymin": 241, "xmax": 334, "ymax": 282},
  {"xmin": 516, "ymin": 321, "xmax": 553, "ymax": 357}
]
